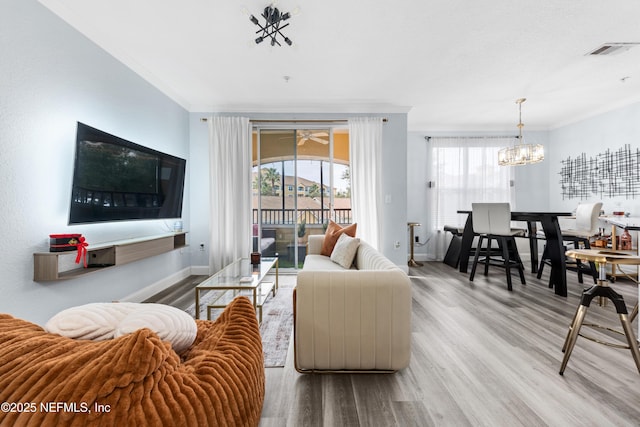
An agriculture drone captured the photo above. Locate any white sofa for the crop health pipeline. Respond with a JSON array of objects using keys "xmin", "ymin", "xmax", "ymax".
[{"xmin": 294, "ymin": 234, "xmax": 412, "ymax": 373}]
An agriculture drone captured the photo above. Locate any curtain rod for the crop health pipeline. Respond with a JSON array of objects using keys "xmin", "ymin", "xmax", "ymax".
[
  {"xmin": 200, "ymin": 118, "xmax": 387, "ymax": 123},
  {"xmin": 425, "ymin": 135, "xmax": 518, "ymax": 141}
]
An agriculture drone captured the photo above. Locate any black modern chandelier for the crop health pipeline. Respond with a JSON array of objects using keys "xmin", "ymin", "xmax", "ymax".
[{"xmin": 250, "ymin": 5, "xmax": 293, "ymax": 47}]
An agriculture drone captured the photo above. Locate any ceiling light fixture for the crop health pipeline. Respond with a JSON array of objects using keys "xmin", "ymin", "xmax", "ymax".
[
  {"xmin": 498, "ymin": 98, "xmax": 544, "ymax": 166},
  {"xmin": 250, "ymin": 5, "xmax": 293, "ymax": 47}
]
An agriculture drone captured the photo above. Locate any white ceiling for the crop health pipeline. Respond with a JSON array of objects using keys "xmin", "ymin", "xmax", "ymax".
[{"xmin": 40, "ymin": 0, "xmax": 640, "ymax": 131}]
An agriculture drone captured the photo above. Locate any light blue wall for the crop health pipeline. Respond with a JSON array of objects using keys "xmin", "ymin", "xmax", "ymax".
[
  {"xmin": 189, "ymin": 112, "xmax": 409, "ymax": 269},
  {"xmin": 0, "ymin": 0, "xmax": 190, "ymax": 325}
]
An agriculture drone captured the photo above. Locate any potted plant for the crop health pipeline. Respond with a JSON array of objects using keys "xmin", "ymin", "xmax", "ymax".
[{"xmin": 298, "ymin": 220, "xmax": 306, "ymax": 243}]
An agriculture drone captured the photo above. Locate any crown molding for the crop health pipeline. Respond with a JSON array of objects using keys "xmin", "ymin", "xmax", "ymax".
[{"xmin": 189, "ymin": 102, "xmax": 412, "ymax": 115}]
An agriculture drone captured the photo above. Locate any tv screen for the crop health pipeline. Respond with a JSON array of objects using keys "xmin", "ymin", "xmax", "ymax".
[{"xmin": 69, "ymin": 122, "xmax": 186, "ymax": 224}]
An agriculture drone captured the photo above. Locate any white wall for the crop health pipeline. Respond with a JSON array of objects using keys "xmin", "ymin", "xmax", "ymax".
[
  {"xmin": 0, "ymin": 0, "xmax": 190, "ymax": 325},
  {"xmin": 548, "ymin": 102, "xmax": 640, "ymax": 214},
  {"xmin": 189, "ymin": 112, "xmax": 409, "ymax": 270}
]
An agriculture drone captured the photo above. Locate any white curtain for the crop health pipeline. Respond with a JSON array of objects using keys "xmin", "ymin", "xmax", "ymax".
[
  {"xmin": 348, "ymin": 117, "xmax": 383, "ymax": 249},
  {"xmin": 428, "ymin": 136, "xmax": 515, "ymax": 260},
  {"xmin": 208, "ymin": 116, "xmax": 252, "ymax": 273}
]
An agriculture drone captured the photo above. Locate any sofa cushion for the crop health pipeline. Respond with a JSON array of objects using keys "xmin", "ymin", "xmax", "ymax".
[
  {"xmin": 304, "ymin": 254, "xmax": 353, "ymax": 271},
  {"xmin": 330, "ymin": 233, "xmax": 360, "ymax": 269},
  {"xmin": 321, "ymin": 221, "xmax": 357, "ymax": 256}
]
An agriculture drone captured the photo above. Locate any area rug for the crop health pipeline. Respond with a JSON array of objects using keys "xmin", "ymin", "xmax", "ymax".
[
  {"xmin": 259, "ymin": 274, "xmax": 295, "ymax": 367},
  {"xmin": 183, "ymin": 274, "xmax": 295, "ymax": 368}
]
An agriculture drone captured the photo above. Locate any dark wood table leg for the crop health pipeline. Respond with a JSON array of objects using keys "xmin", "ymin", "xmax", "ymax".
[
  {"xmin": 539, "ymin": 216, "xmax": 567, "ymax": 296},
  {"xmin": 526, "ymin": 221, "xmax": 539, "ymax": 274}
]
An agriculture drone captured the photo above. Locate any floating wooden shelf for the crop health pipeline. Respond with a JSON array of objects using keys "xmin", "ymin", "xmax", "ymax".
[{"xmin": 33, "ymin": 232, "xmax": 187, "ymax": 281}]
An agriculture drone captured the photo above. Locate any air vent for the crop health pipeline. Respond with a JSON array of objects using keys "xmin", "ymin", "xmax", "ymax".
[{"xmin": 587, "ymin": 43, "xmax": 640, "ymax": 56}]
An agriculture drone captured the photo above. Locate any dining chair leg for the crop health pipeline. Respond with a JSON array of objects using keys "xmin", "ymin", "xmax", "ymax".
[
  {"xmin": 510, "ymin": 237, "xmax": 526, "ymax": 284},
  {"xmin": 500, "ymin": 237, "xmax": 513, "ymax": 291},
  {"xmin": 484, "ymin": 237, "xmax": 492, "ymax": 276},
  {"xmin": 537, "ymin": 244, "xmax": 548, "ymax": 279},
  {"xmin": 469, "ymin": 236, "xmax": 483, "ymax": 282},
  {"xmin": 576, "ymin": 259, "xmax": 585, "ymax": 283},
  {"xmin": 582, "ymin": 240, "xmax": 598, "ymax": 284},
  {"xmin": 517, "ymin": 260, "xmax": 526, "ymax": 284}
]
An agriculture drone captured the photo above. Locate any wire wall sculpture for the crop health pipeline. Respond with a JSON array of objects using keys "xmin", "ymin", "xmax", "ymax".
[{"xmin": 560, "ymin": 144, "xmax": 640, "ymax": 199}]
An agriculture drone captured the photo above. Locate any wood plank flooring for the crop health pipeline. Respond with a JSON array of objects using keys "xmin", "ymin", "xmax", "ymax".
[
  {"xmin": 261, "ymin": 261, "xmax": 640, "ymax": 426},
  {"xmin": 143, "ymin": 275, "xmax": 208, "ymax": 310}
]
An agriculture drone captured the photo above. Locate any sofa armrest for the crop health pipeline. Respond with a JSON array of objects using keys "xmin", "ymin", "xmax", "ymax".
[
  {"xmin": 294, "ymin": 269, "xmax": 411, "ymax": 372},
  {"xmin": 307, "ymin": 235, "xmax": 324, "ymax": 255}
]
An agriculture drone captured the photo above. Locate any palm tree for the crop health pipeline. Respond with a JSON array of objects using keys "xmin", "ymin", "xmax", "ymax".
[
  {"xmin": 341, "ymin": 168, "xmax": 351, "ymax": 198},
  {"xmin": 308, "ymin": 183, "xmax": 320, "ymax": 198},
  {"xmin": 262, "ymin": 167, "xmax": 281, "ymax": 196},
  {"xmin": 253, "ymin": 174, "xmax": 269, "ymax": 196}
]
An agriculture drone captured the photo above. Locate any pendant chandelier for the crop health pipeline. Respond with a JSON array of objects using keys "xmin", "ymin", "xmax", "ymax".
[
  {"xmin": 498, "ymin": 98, "xmax": 544, "ymax": 166},
  {"xmin": 249, "ymin": 5, "xmax": 293, "ymax": 46}
]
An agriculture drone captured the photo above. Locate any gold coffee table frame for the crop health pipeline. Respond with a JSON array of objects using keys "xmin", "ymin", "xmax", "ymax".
[
  {"xmin": 194, "ymin": 257, "xmax": 278, "ymax": 323},
  {"xmin": 560, "ymin": 249, "xmax": 640, "ymax": 375}
]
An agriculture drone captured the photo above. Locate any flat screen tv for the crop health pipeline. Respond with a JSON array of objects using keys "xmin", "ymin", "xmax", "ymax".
[{"xmin": 69, "ymin": 122, "xmax": 186, "ymax": 224}]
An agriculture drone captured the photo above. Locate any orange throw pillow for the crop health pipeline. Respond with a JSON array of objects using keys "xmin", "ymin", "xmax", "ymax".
[{"xmin": 321, "ymin": 221, "xmax": 357, "ymax": 256}]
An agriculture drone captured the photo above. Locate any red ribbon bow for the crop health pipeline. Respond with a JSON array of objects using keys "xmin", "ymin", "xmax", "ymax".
[{"xmin": 75, "ymin": 236, "xmax": 89, "ymax": 267}]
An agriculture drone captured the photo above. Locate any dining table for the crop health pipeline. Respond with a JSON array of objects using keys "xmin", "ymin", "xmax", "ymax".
[{"xmin": 456, "ymin": 210, "xmax": 573, "ymax": 297}]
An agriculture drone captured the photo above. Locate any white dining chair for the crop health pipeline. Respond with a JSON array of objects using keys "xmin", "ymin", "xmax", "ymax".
[
  {"xmin": 469, "ymin": 203, "xmax": 526, "ymax": 291},
  {"xmin": 538, "ymin": 202, "xmax": 602, "ymax": 284}
]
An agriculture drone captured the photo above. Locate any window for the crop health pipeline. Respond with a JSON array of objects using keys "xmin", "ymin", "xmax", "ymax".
[{"xmin": 428, "ymin": 136, "xmax": 514, "ymax": 259}]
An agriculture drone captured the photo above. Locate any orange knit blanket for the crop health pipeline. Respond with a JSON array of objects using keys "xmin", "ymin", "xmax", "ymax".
[{"xmin": 0, "ymin": 297, "xmax": 264, "ymax": 427}]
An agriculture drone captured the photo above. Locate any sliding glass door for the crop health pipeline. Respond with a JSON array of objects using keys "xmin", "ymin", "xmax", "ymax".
[{"xmin": 252, "ymin": 126, "xmax": 351, "ymax": 270}]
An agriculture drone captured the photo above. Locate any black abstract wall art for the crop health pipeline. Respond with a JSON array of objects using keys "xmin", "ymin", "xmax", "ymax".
[{"xmin": 560, "ymin": 144, "xmax": 640, "ymax": 199}]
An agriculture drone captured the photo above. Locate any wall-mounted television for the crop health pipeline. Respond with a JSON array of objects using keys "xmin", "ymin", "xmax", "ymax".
[{"xmin": 69, "ymin": 122, "xmax": 186, "ymax": 224}]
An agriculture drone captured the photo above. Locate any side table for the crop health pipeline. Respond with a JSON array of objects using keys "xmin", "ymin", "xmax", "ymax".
[{"xmin": 408, "ymin": 222, "xmax": 423, "ymax": 267}]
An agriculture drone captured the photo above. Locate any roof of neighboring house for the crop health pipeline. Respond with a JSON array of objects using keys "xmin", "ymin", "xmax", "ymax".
[
  {"xmin": 253, "ymin": 172, "xmax": 331, "ymax": 191},
  {"xmin": 282, "ymin": 176, "xmax": 328, "ymax": 189},
  {"xmin": 253, "ymin": 195, "xmax": 350, "ymax": 210}
]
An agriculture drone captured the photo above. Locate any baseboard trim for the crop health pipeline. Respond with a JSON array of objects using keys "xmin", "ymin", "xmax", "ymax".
[
  {"xmin": 120, "ymin": 267, "xmax": 193, "ymax": 302},
  {"xmin": 190, "ymin": 265, "xmax": 210, "ymax": 276}
]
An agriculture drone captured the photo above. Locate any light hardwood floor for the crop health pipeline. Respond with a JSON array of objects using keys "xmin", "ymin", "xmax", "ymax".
[{"xmin": 260, "ymin": 261, "xmax": 640, "ymax": 427}]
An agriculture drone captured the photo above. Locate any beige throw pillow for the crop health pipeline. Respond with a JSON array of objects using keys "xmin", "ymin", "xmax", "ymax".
[{"xmin": 330, "ymin": 233, "xmax": 361, "ymax": 269}]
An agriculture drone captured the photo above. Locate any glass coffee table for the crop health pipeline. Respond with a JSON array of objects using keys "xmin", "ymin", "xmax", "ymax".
[{"xmin": 194, "ymin": 257, "xmax": 278, "ymax": 323}]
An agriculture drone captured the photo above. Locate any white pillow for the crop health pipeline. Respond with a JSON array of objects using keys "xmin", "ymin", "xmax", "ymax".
[
  {"xmin": 115, "ymin": 304, "xmax": 197, "ymax": 352},
  {"xmin": 330, "ymin": 233, "xmax": 361, "ymax": 269},
  {"xmin": 45, "ymin": 302, "xmax": 197, "ymax": 352},
  {"xmin": 44, "ymin": 302, "xmax": 138, "ymax": 341}
]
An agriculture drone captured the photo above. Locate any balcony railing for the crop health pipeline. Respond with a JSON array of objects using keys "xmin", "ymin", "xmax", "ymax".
[{"xmin": 253, "ymin": 208, "xmax": 352, "ymax": 225}]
